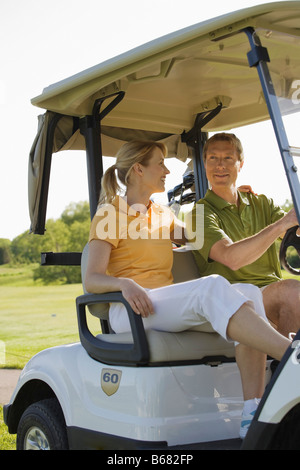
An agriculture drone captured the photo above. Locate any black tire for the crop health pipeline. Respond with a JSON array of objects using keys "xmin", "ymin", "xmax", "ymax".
[{"xmin": 16, "ymin": 398, "xmax": 69, "ymax": 450}]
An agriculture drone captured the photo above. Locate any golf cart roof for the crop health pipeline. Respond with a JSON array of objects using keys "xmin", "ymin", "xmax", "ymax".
[
  {"xmin": 32, "ymin": 1, "xmax": 300, "ymax": 137},
  {"xmin": 29, "ymin": 2, "xmax": 300, "ymax": 235}
]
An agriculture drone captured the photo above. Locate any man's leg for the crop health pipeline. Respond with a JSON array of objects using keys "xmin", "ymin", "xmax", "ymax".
[
  {"xmin": 235, "ymin": 345, "xmax": 266, "ymax": 400},
  {"xmin": 235, "ymin": 344, "xmax": 266, "ymax": 439},
  {"xmin": 262, "ymin": 279, "xmax": 300, "ymax": 337}
]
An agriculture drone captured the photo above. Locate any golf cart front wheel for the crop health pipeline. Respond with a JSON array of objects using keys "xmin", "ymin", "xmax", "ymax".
[{"xmin": 16, "ymin": 398, "xmax": 68, "ymax": 450}]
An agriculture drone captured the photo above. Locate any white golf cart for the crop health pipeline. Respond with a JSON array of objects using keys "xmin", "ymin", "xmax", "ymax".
[{"xmin": 4, "ymin": 2, "xmax": 300, "ymax": 450}]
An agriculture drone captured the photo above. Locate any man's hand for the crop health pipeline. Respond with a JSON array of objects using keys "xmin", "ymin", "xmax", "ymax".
[{"xmin": 282, "ymin": 208, "xmax": 300, "ymax": 236}]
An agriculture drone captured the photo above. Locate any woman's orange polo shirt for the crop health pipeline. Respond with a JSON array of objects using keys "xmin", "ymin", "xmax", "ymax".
[{"xmin": 89, "ymin": 196, "xmax": 175, "ymax": 289}]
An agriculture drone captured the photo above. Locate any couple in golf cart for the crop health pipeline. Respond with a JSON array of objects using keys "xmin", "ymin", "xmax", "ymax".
[{"xmin": 85, "ymin": 134, "xmax": 299, "ymax": 439}]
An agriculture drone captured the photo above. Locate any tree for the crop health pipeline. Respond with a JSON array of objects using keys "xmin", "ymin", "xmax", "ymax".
[
  {"xmin": 0, "ymin": 238, "xmax": 12, "ymax": 264},
  {"xmin": 281, "ymin": 199, "xmax": 293, "ymax": 212},
  {"xmin": 61, "ymin": 201, "xmax": 90, "ymax": 226},
  {"xmin": 33, "ymin": 203, "xmax": 90, "ymax": 284},
  {"xmin": 10, "ymin": 231, "xmax": 43, "ymax": 264},
  {"xmin": 7, "ymin": 201, "xmax": 91, "ymax": 284}
]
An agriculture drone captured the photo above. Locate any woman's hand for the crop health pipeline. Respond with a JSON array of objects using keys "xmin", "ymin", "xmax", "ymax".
[
  {"xmin": 119, "ymin": 278, "xmax": 155, "ymax": 318},
  {"xmin": 238, "ymin": 185, "xmax": 257, "ymax": 195}
]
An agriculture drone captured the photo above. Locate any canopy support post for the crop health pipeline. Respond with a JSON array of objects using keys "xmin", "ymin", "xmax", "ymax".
[
  {"xmin": 80, "ymin": 115, "xmax": 103, "ymax": 220},
  {"xmin": 181, "ymin": 103, "xmax": 222, "ymax": 200},
  {"xmin": 80, "ymin": 91, "xmax": 125, "ymax": 220}
]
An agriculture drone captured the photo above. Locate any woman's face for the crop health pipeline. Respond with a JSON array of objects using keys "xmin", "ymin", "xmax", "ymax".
[{"xmin": 139, "ymin": 147, "xmax": 170, "ymax": 194}]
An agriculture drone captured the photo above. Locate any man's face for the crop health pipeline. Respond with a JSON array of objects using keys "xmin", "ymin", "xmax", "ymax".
[{"xmin": 204, "ymin": 140, "xmax": 243, "ymax": 190}]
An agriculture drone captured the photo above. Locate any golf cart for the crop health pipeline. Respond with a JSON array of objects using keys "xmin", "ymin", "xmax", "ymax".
[{"xmin": 4, "ymin": 2, "xmax": 300, "ymax": 450}]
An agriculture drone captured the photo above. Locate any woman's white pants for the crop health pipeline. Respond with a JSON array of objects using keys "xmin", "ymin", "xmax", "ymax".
[{"xmin": 109, "ymin": 275, "xmax": 267, "ymax": 341}]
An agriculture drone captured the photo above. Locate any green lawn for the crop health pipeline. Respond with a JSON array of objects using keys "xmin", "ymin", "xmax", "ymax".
[
  {"xmin": 0, "ymin": 264, "xmax": 98, "ymax": 450},
  {"xmin": 0, "ymin": 407, "xmax": 16, "ymax": 450},
  {"xmin": 0, "ymin": 283, "xmax": 84, "ymax": 369},
  {"xmin": 0, "ymin": 263, "xmax": 39, "ymax": 287}
]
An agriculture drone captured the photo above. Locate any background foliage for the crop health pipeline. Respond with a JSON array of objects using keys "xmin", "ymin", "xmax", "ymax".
[{"xmin": 1, "ymin": 201, "xmax": 90, "ymax": 284}]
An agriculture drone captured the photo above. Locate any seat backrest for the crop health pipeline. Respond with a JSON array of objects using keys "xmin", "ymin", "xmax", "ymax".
[
  {"xmin": 81, "ymin": 244, "xmax": 200, "ymax": 320},
  {"xmin": 171, "ymin": 247, "xmax": 200, "ymax": 283}
]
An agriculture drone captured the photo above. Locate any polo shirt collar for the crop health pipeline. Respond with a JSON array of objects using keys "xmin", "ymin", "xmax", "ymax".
[
  {"xmin": 204, "ymin": 189, "xmax": 250, "ymax": 210},
  {"xmin": 113, "ymin": 195, "xmax": 163, "ymax": 217}
]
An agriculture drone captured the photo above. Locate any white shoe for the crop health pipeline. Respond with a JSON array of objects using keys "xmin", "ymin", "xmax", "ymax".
[{"xmin": 239, "ymin": 409, "xmax": 256, "ymax": 439}]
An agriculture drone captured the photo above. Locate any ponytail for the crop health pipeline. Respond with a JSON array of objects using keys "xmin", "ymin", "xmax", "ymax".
[{"xmin": 98, "ymin": 164, "xmax": 119, "ymax": 205}]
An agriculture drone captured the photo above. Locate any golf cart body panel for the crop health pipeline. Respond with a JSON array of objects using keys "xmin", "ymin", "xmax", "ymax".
[
  {"xmin": 5, "ymin": 2, "xmax": 300, "ymax": 450},
  {"xmin": 6, "ymin": 342, "xmax": 248, "ymax": 449}
]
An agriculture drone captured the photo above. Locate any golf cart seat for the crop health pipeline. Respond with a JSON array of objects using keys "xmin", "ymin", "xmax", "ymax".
[{"xmin": 76, "ymin": 244, "xmax": 236, "ymax": 366}]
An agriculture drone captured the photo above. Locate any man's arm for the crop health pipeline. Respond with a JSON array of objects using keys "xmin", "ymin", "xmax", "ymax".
[{"xmin": 209, "ymin": 208, "xmax": 299, "ymax": 271}]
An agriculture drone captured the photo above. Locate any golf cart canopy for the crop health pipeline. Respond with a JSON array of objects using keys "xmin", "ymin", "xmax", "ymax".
[{"xmin": 29, "ymin": 1, "xmax": 300, "ymax": 236}]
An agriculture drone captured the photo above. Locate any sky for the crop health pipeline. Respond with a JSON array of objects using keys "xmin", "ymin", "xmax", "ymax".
[{"xmin": 0, "ymin": 0, "xmax": 299, "ymax": 240}]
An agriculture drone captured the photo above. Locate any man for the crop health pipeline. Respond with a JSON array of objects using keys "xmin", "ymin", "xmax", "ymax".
[{"xmin": 191, "ymin": 132, "xmax": 300, "ymax": 337}]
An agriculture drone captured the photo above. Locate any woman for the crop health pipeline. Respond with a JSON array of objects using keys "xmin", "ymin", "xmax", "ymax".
[{"xmin": 85, "ymin": 140, "xmax": 291, "ymax": 439}]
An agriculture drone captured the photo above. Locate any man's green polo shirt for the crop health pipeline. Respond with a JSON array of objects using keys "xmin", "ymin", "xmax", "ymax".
[{"xmin": 191, "ymin": 190, "xmax": 285, "ymax": 287}]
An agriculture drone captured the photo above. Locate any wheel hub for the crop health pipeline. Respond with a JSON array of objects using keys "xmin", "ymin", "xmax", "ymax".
[{"xmin": 24, "ymin": 426, "xmax": 50, "ymax": 450}]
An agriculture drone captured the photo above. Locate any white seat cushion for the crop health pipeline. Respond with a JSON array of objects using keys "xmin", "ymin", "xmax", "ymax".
[{"xmin": 98, "ymin": 329, "xmax": 235, "ymax": 363}]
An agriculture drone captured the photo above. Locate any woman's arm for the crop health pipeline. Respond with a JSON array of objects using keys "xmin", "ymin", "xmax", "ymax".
[{"xmin": 85, "ymin": 239, "xmax": 154, "ymax": 317}]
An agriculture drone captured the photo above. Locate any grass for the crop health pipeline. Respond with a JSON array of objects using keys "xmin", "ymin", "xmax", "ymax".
[
  {"xmin": 0, "ymin": 407, "xmax": 16, "ymax": 450},
  {"xmin": 0, "ymin": 264, "xmax": 100, "ymax": 450},
  {"xmin": 280, "ymin": 269, "xmax": 299, "ymax": 280},
  {"xmin": 0, "ymin": 283, "xmax": 84, "ymax": 369},
  {"xmin": 0, "ymin": 263, "xmax": 39, "ymax": 287}
]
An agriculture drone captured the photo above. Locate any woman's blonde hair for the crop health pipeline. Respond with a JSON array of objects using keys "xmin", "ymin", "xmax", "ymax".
[
  {"xmin": 99, "ymin": 140, "xmax": 168, "ymax": 204},
  {"xmin": 203, "ymin": 132, "xmax": 244, "ymax": 163}
]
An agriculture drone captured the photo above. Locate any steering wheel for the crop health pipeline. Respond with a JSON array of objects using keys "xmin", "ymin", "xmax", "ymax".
[{"xmin": 279, "ymin": 226, "xmax": 300, "ymax": 275}]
